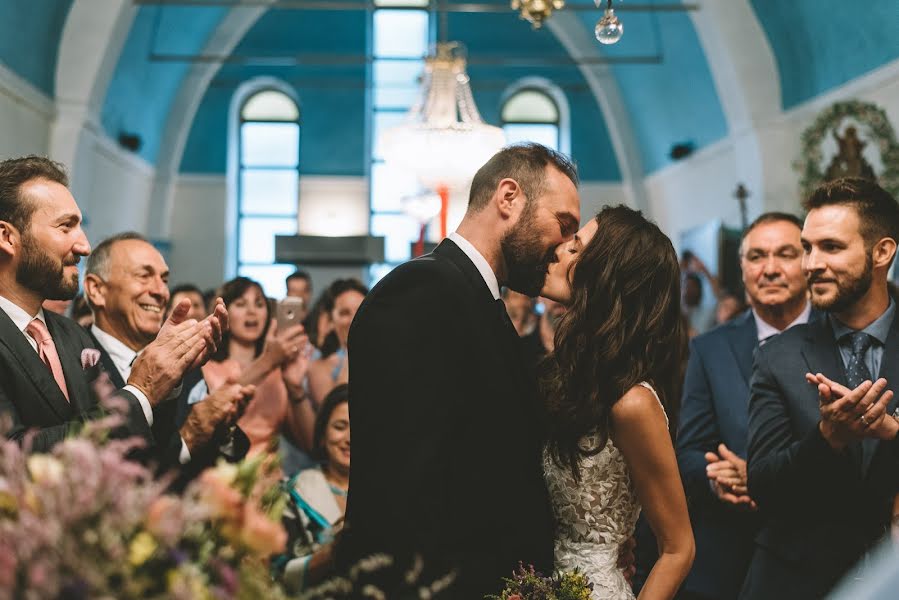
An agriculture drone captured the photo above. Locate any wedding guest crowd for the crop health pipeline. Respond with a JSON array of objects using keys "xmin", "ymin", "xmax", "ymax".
[{"xmin": 4, "ymin": 149, "xmax": 899, "ymax": 599}]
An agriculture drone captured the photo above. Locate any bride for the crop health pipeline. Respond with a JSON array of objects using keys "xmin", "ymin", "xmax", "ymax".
[{"xmin": 539, "ymin": 205, "xmax": 694, "ymax": 599}]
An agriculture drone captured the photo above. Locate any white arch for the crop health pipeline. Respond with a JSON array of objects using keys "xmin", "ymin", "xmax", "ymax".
[
  {"xmin": 51, "ymin": 0, "xmax": 137, "ymax": 195},
  {"xmin": 225, "ymin": 77, "xmax": 301, "ymax": 279},
  {"xmin": 687, "ymin": 0, "xmax": 782, "ymax": 216},
  {"xmin": 146, "ymin": 2, "xmax": 279, "ymax": 241},
  {"xmin": 500, "ymin": 76, "xmax": 572, "ymax": 156},
  {"xmin": 546, "ymin": 12, "xmax": 649, "ymax": 214}
]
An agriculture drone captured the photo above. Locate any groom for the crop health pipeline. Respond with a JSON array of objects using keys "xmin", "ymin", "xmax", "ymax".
[{"xmin": 341, "ymin": 143, "xmax": 581, "ymax": 596}]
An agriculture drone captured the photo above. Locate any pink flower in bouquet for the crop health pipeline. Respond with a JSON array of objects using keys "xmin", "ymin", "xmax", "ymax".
[
  {"xmin": 239, "ymin": 503, "xmax": 286, "ymax": 556},
  {"xmin": 0, "ymin": 546, "xmax": 16, "ymax": 589},
  {"xmin": 198, "ymin": 468, "xmax": 243, "ymax": 522},
  {"xmin": 146, "ymin": 495, "xmax": 184, "ymax": 546}
]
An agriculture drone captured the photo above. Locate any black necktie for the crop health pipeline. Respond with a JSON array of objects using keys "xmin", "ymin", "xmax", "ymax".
[
  {"xmin": 844, "ymin": 331, "xmax": 873, "ymax": 388},
  {"xmin": 496, "ymin": 298, "xmax": 518, "ymax": 336}
]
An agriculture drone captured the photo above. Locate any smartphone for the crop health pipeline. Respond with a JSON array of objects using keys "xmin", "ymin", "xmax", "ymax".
[{"xmin": 276, "ymin": 297, "xmax": 305, "ymax": 331}]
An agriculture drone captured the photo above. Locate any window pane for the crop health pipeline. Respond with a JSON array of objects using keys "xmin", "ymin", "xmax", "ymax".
[
  {"xmin": 375, "ymin": 0, "xmax": 428, "ymax": 7},
  {"xmin": 371, "ymin": 213, "xmax": 421, "ymax": 263},
  {"xmin": 373, "ymin": 11, "xmax": 428, "ymax": 58},
  {"xmin": 242, "ymin": 90, "xmax": 299, "ymax": 121},
  {"xmin": 241, "ymin": 122, "xmax": 299, "ymax": 167},
  {"xmin": 373, "ymin": 111, "xmax": 407, "ymax": 160},
  {"xmin": 239, "ymin": 217, "xmax": 298, "ymax": 263},
  {"xmin": 503, "ymin": 123, "xmax": 559, "ymax": 150},
  {"xmin": 502, "ymin": 90, "xmax": 558, "ymax": 123},
  {"xmin": 371, "ymin": 162, "xmax": 422, "ymax": 212},
  {"xmin": 237, "ymin": 264, "xmax": 295, "ymax": 300},
  {"xmin": 373, "ymin": 60, "xmax": 423, "ymax": 109},
  {"xmin": 368, "ymin": 263, "xmax": 395, "ymax": 286},
  {"xmin": 240, "ymin": 169, "xmax": 298, "ymax": 216}
]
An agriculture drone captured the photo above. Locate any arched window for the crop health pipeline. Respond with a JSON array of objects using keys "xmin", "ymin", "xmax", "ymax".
[
  {"xmin": 235, "ymin": 89, "xmax": 301, "ymax": 297},
  {"xmin": 501, "ymin": 85, "xmax": 566, "ymax": 153}
]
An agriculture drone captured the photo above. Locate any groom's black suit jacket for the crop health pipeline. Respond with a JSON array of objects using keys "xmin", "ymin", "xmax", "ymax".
[
  {"xmin": 341, "ymin": 239, "xmax": 554, "ymax": 597},
  {"xmin": 0, "ymin": 309, "xmax": 159, "ymax": 454},
  {"xmin": 740, "ymin": 315, "xmax": 899, "ymax": 599}
]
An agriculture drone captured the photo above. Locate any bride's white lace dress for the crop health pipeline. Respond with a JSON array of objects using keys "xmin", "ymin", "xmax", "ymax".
[{"xmin": 543, "ymin": 382, "xmax": 666, "ymax": 599}]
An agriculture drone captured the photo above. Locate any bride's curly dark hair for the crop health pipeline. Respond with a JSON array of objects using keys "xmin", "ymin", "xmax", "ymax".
[{"xmin": 542, "ymin": 205, "xmax": 688, "ymax": 481}]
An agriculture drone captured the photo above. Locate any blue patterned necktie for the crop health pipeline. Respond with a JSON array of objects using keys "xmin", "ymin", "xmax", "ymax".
[{"xmin": 845, "ymin": 331, "xmax": 873, "ymax": 389}]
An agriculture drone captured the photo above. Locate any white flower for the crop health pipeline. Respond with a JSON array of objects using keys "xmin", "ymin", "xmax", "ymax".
[{"xmin": 27, "ymin": 455, "xmax": 64, "ymax": 486}]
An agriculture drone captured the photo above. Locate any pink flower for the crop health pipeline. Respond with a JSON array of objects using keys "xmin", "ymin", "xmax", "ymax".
[
  {"xmin": 81, "ymin": 348, "xmax": 101, "ymax": 369},
  {"xmin": 197, "ymin": 469, "xmax": 242, "ymax": 522},
  {"xmin": 239, "ymin": 504, "xmax": 286, "ymax": 556},
  {"xmin": 145, "ymin": 495, "xmax": 184, "ymax": 546}
]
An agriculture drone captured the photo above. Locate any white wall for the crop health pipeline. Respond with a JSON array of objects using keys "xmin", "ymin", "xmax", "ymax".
[
  {"xmin": 77, "ymin": 129, "xmax": 155, "ymax": 244},
  {"xmin": 0, "ymin": 62, "xmax": 53, "ymax": 160}
]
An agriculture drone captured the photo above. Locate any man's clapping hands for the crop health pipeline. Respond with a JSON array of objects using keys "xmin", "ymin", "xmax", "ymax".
[
  {"xmin": 807, "ymin": 372, "xmax": 899, "ymax": 449},
  {"xmin": 127, "ymin": 297, "xmax": 229, "ymax": 405}
]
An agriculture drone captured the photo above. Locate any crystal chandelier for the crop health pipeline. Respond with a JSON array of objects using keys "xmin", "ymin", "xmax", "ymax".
[
  {"xmin": 511, "ymin": 0, "xmax": 565, "ymax": 29},
  {"xmin": 380, "ymin": 43, "xmax": 506, "ymax": 238}
]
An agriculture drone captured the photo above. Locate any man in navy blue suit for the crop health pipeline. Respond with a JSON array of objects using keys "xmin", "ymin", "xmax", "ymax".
[
  {"xmin": 741, "ymin": 178, "xmax": 899, "ymax": 599},
  {"xmin": 676, "ymin": 212, "xmax": 812, "ymax": 600}
]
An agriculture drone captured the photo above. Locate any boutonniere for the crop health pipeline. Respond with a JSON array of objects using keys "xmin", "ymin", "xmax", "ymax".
[{"xmin": 81, "ymin": 348, "xmax": 101, "ymax": 370}]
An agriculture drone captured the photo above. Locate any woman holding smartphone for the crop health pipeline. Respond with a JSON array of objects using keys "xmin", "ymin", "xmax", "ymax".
[{"xmin": 202, "ymin": 276, "xmax": 316, "ymax": 459}]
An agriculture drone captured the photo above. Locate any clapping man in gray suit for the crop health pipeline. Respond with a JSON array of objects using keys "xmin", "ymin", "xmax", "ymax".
[{"xmin": 741, "ymin": 177, "xmax": 899, "ymax": 599}]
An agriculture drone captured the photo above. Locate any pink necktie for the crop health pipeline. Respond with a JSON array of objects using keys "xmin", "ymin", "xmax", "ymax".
[{"xmin": 26, "ymin": 318, "xmax": 70, "ymax": 402}]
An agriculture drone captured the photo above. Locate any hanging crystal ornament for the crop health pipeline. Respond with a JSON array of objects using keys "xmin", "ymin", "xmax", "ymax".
[
  {"xmin": 595, "ymin": 0, "xmax": 623, "ymax": 44},
  {"xmin": 511, "ymin": 0, "xmax": 566, "ymax": 29}
]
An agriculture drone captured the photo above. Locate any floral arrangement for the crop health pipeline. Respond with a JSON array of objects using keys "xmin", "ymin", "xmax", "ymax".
[
  {"xmin": 794, "ymin": 99, "xmax": 899, "ymax": 200},
  {"xmin": 488, "ymin": 563, "xmax": 593, "ymax": 600},
  {"xmin": 0, "ymin": 414, "xmax": 289, "ymax": 600}
]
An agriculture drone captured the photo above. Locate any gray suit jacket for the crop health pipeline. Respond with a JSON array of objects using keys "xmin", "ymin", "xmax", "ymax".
[{"xmin": 741, "ymin": 315, "xmax": 899, "ymax": 599}]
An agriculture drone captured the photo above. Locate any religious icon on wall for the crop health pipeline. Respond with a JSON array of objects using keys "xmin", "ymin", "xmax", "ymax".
[
  {"xmin": 795, "ymin": 100, "xmax": 899, "ymax": 201},
  {"xmin": 824, "ymin": 126, "xmax": 877, "ymax": 182}
]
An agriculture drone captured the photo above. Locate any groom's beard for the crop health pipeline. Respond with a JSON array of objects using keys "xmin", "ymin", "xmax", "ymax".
[{"xmin": 501, "ymin": 206, "xmax": 556, "ymax": 297}]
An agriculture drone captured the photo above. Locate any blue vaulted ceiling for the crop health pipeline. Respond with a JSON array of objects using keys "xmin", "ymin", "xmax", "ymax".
[
  {"xmin": 750, "ymin": 0, "xmax": 899, "ymax": 110},
  {"xmin": 0, "ymin": 0, "xmax": 73, "ymax": 96},
  {"xmin": 101, "ymin": 5, "xmax": 227, "ymax": 165}
]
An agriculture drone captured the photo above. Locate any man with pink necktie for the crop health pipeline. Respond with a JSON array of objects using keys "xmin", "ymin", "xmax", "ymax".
[{"xmin": 0, "ymin": 155, "xmax": 227, "ymax": 460}]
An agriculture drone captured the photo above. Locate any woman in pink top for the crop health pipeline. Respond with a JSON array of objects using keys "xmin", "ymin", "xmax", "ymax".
[{"xmin": 202, "ymin": 277, "xmax": 315, "ymax": 458}]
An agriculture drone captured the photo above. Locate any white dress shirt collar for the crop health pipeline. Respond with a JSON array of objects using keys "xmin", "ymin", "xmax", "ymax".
[
  {"xmin": 90, "ymin": 324, "xmax": 139, "ymax": 380},
  {"xmin": 0, "ymin": 294, "xmax": 48, "ymax": 351},
  {"xmin": 447, "ymin": 232, "xmax": 501, "ymax": 300},
  {"xmin": 753, "ymin": 300, "xmax": 812, "ymax": 342}
]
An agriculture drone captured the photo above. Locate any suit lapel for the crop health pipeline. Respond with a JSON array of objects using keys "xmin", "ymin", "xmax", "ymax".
[
  {"xmin": 432, "ymin": 239, "xmax": 534, "ymax": 392},
  {"xmin": 0, "ymin": 307, "xmax": 72, "ymax": 420},
  {"xmin": 45, "ymin": 313, "xmax": 92, "ymax": 413},
  {"xmin": 799, "ymin": 318, "xmax": 847, "ymax": 385},
  {"xmin": 727, "ymin": 311, "xmax": 758, "ymax": 386},
  {"xmin": 863, "ymin": 315, "xmax": 899, "ymax": 475},
  {"xmin": 88, "ymin": 330, "xmax": 127, "ymax": 389}
]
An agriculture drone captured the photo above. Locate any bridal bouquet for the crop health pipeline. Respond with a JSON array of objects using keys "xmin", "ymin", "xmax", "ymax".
[
  {"xmin": 489, "ymin": 563, "xmax": 593, "ymax": 600},
  {"xmin": 0, "ymin": 414, "xmax": 289, "ymax": 600}
]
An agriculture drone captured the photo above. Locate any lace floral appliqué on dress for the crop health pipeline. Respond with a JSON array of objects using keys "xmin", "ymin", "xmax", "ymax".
[{"xmin": 543, "ymin": 382, "xmax": 666, "ymax": 600}]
